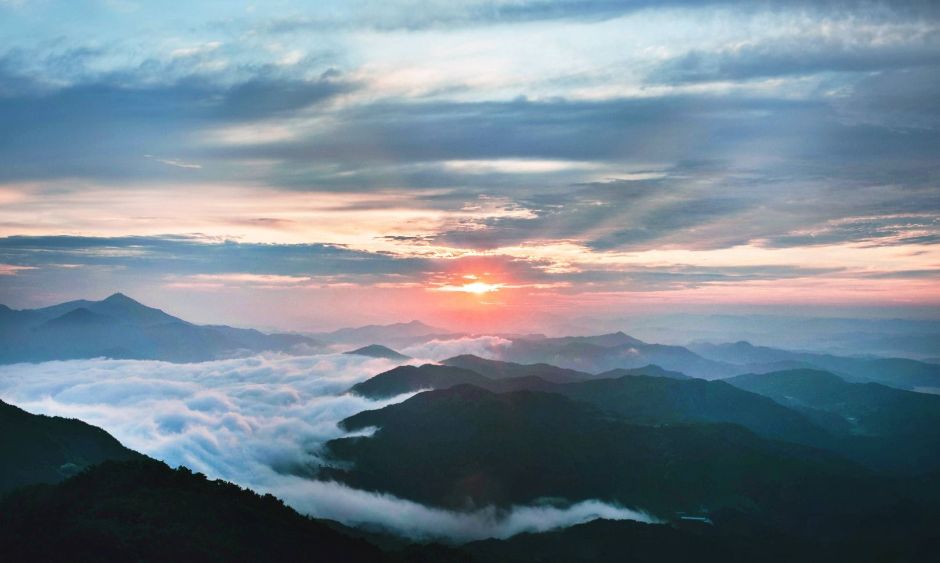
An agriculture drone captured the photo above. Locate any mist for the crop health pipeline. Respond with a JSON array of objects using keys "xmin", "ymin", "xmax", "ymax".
[{"xmin": 0, "ymin": 348, "xmax": 652, "ymax": 541}]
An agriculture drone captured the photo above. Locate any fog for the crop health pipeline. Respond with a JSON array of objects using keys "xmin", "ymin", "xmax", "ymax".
[
  {"xmin": 400, "ymin": 335, "xmax": 511, "ymax": 361},
  {"xmin": 0, "ymin": 343, "xmax": 652, "ymax": 541}
]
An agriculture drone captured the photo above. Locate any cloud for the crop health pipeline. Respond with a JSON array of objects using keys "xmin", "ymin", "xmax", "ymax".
[
  {"xmin": 650, "ymin": 33, "xmax": 940, "ymax": 84},
  {"xmin": 0, "ymin": 65, "xmax": 354, "ymax": 182},
  {"xmin": 0, "ymin": 235, "xmax": 428, "ymax": 278},
  {"xmin": 254, "ymin": 0, "xmax": 940, "ymax": 33},
  {"xmin": 273, "ymin": 480, "xmax": 655, "ymax": 541},
  {"xmin": 145, "ymin": 155, "xmax": 203, "ymax": 169},
  {"xmin": 401, "ymin": 335, "xmax": 513, "ymax": 360},
  {"xmin": 0, "ymin": 352, "xmax": 651, "ymax": 540},
  {"xmin": 0, "ymin": 263, "xmax": 34, "ymax": 275}
]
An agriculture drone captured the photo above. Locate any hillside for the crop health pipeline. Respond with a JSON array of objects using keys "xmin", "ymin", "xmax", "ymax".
[
  {"xmin": 327, "ymin": 385, "xmax": 884, "ymax": 531},
  {"xmin": 0, "ymin": 399, "xmax": 142, "ymax": 494},
  {"xmin": 0, "ymin": 459, "xmax": 389, "ymax": 562}
]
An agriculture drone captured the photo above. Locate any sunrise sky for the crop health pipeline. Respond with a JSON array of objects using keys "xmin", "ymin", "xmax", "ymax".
[{"xmin": 1, "ymin": 0, "xmax": 938, "ymax": 331}]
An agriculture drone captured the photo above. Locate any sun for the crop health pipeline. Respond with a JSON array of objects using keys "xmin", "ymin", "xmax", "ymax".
[
  {"xmin": 431, "ymin": 274, "xmax": 505, "ymax": 295},
  {"xmin": 457, "ymin": 281, "xmax": 503, "ymax": 295}
]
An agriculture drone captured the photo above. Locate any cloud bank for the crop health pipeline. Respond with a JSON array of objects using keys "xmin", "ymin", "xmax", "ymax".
[
  {"xmin": 0, "ymin": 352, "xmax": 651, "ymax": 541},
  {"xmin": 401, "ymin": 335, "xmax": 512, "ymax": 361}
]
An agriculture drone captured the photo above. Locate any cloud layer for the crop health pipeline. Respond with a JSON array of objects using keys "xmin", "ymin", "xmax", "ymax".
[{"xmin": 0, "ymin": 351, "xmax": 652, "ymax": 541}]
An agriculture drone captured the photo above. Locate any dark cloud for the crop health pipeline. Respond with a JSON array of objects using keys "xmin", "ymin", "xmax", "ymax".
[
  {"xmin": 0, "ymin": 62, "xmax": 353, "ymax": 181},
  {"xmin": 255, "ymin": 0, "xmax": 940, "ymax": 33},
  {"xmin": 0, "ymin": 235, "xmax": 428, "ymax": 278}
]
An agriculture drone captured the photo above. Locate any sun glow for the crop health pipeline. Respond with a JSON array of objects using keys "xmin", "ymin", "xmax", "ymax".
[{"xmin": 435, "ymin": 281, "xmax": 504, "ymax": 294}]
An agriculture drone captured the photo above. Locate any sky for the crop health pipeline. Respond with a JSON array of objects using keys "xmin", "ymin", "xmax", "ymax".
[{"xmin": 0, "ymin": 0, "xmax": 938, "ymax": 331}]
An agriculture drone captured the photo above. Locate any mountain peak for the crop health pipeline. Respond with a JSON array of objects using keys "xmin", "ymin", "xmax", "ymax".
[
  {"xmin": 343, "ymin": 344, "xmax": 410, "ymax": 360},
  {"xmin": 102, "ymin": 292, "xmax": 139, "ymax": 305}
]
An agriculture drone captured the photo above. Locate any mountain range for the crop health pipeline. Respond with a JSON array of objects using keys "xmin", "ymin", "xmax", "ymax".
[
  {"xmin": 495, "ymin": 332, "xmax": 940, "ymax": 392},
  {"xmin": 4, "ymin": 347, "xmax": 940, "ymax": 561},
  {"xmin": 6, "ymin": 294, "xmax": 937, "ymax": 396},
  {"xmin": 0, "ymin": 293, "xmax": 323, "ymax": 363}
]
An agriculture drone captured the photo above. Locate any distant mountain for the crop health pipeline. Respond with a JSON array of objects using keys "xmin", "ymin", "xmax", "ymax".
[
  {"xmin": 502, "ymin": 333, "xmax": 738, "ymax": 379},
  {"xmin": 316, "ymin": 320, "xmax": 457, "ymax": 348},
  {"xmin": 343, "ymin": 344, "xmax": 410, "ymax": 361},
  {"xmin": 596, "ymin": 365, "xmax": 691, "ymax": 380},
  {"xmin": 0, "ymin": 459, "xmax": 389, "ymax": 562},
  {"xmin": 441, "ymin": 354, "xmax": 595, "ymax": 383},
  {"xmin": 691, "ymin": 341, "xmax": 940, "ymax": 392},
  {"xmin": 0, "ymin": 399, "xmax": 142, "ymax": 495},
  {"xmin": 728, "ymin": 369, "xmax": 940, "ymax": 473},
  {"xmin": 326, "ymin": 385, "xmax": 884, "ymax": 528},
  {"xmin": 0, "ymin": 293, "xmax": 323, "ymax": 363}
]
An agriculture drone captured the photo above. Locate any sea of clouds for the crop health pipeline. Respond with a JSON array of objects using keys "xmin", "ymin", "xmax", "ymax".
[{"xmin": 0, "ymin": 336, "xmax": 652, "ymax": 542}]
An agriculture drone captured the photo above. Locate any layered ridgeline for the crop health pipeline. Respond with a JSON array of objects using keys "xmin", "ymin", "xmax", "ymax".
[
  {"xmin": 691, "ymin": 340, "xmax": 940, "ymax": 392},
  {"xmin": 327, "ymin": 384, "xmax": 938, "ymax": 551},
  {"xmin": 498, "ymin": 332, "xmax": 738, "ymax": 379},
  {"xmin": 484, "ymin": 332, "xmax": 940, "ymax": 390},
  {"xmin": 728, "ymin": 369, "xmax": 940, "ymax": 473},
  {"xmin": 326, "ymin": 379, "xmax": 940, "ymax": 559},
  {"xmin": 4, "ymin": 358, "xmax": 940, "ymax": 561},
  {"xmin": 0, "ymin": 395, "xmax": 816, "ymax": 563},
  {"xmin": 313, "ymin": 320, "xmax": 458, "ymax": 349},
  {"xmin": 347, "ymin": 358, "xmax": 940, "ymax": 474},
  {"xmin": 0, "ymin": 293, "xmax": 322, "ymax": 363},
  {"xmin": 347, "ymin": 359, "xmax": 836, "ymax": 451}
]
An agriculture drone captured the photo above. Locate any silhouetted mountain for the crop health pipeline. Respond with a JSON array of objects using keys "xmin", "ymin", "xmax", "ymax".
[
  {"xmin": 326, "ymin": 385, "xmax": 886, "ymax": 532},
  {"xmin": 0, "ymin": 399, "xmax": 142, "ymax": 495},
  {"xmin": 728, "ymin": 369, "xmax": 940, "ymax": 473},
  {"xmin": 0, "ymin": 459, "xmax": 389, "ymax": 562},
  {"xmin": 442, "ymin": 354, "xmax": 595, "ymax": 383},
  {"xmin": 459, "ymin": 519, "xmax": 747, "ymax": 563},
  {"xmin": 344, "ymin": 344, "xmax": 410, "ymax": 361},
  {"xmin": 349, "ymin": 364, "xmax": 494, "ymax": 399},
  {"xmin": 560, "ymin": 375, "xmax": 833, "ymax": 448},
  {"xmin": 0, "ymin": 293, "xmax": 323, "ymax": 363},
  {"xmin": 691, "ymin": 341, "xmax": 940, "ymax": 392},
  {"xmin": 350, "ymin": 361, "xmax": 831, "ymax": 451},
  {"xmin": 503, "ymin": 333, "xmax": 738, "ymax": 379}
]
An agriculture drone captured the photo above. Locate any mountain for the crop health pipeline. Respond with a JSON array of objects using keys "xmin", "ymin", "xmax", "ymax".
[
  {"xmin": 502, "ymin": 333, "xmax": 738, "ymax": 379},
  {"xmin": 559, "ymin": 375, "xmax": 833, "ymax": 448},
  {"xmin": 728, "ymin": 369, "xmax": 940, "ymax": 473},
  {"xmin": 691, "ymin": 341, "xmax": 940, "ymax": 392},
  {"xmin": 326, "ymin": 385, "xmax": 886, "ymax": 531},
  {"xmin": 0, "ymin": 459, "xmax": 389, "ymax": 563},
  {"xmin": 0, "ymin": 399, "xmax": 142, "ymax": 495},
  {"xmin": 441, "ymin": 354, "xmax": 595, "ymax": 383},
  {"xmin": 0, "ymin": 293, "xmax": 323, "ymax": 363},
  {"xmin": 596, "ymin": 365, "xmax": 691, "ymax": 380},
  {"xmin": 350, "ymin": 360, "xmax": 830, "ymax": 451},
  {"xmin": 348, "ymin": 364, "xmax": 496, "ymax": 399},
  {"xmin": 458, "ymin": 518, "xmax": 762, "ymax": 563},
  {"xmin": 344, "ymin": 344, "xmax": 410, "ymax": 361},
  {"xmin": 316, "ymin": 320, "xmax": 457, "ymax": 348}
]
